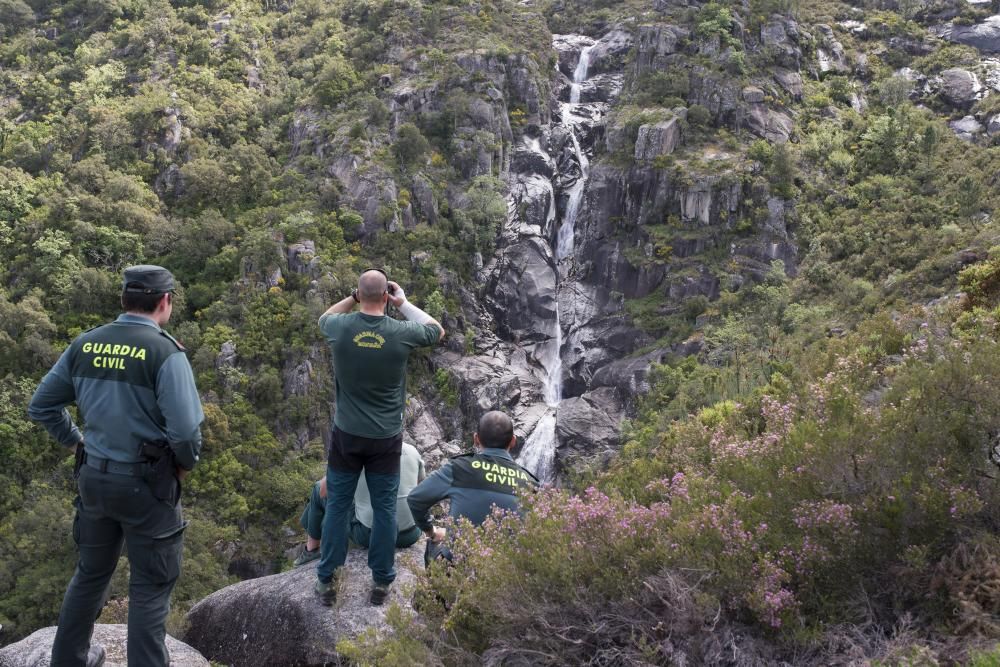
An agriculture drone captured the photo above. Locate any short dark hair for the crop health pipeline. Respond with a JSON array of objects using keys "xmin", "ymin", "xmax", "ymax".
[
  {"xmin": 477, "ymin": 411, "xmax": 514, "ymax": 449},
  {"xmin": 121, "ymin": 286, "xmax": 167, "ymax": 313}
]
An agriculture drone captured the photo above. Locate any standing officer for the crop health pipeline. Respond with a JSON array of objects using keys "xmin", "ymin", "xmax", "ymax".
[
  {"xmin": 28, "ymin": 265, "xmax": 203, "ymax": 667},
  {"xmin": 407, "ymin": 411, "xmax": 539, "ymax": 565},
  {"xmin": 316, "ymin": 268, "xmax": 444, "ymax": 606}
]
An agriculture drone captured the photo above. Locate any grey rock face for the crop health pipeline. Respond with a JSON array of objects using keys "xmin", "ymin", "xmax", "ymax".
[
  {"xmin": 816, "ymin": 24, "xmax": 849, "ymax": 75},
  {"xmin": 163, "ymin": 106, "xmax": 183, "ymax": 153},
  {"xmin": 328, "ymin": 154, "xmax": 399, "ymax": 237},
  {"xmin": 488, "ymin": 237, "xmax": 557, "ymax": 342},
  {"xmin": 287, "ymin": 240, "xmax": 316, "ymax": 274},
  {"xmin": 773, "ymin": 68, "xmax": 804, "ymax": 99},
  {"xmin": 935, "ymin": 16, "xmax": 1000, "ymax": 52},
  {"xmin": 288, "ymin": 110, "xmax": 321, "ymax": 158},
  {"xmin": 184, "ymin": 544, "xmax": 424, "ymax": 667},
  {"xmin": 634, "ymin": 25, "xmax": 690, "ymax": 76},
  {"xmin": 404, "ymin": 396, "xmax": 449, "ymax": 467},
  {"xmin": 634, "ymin": 118, "xmax": 682, "ymax": 160},
  {"xmin": 746, "ymin": 102, "xmax": 794, "ymax": 143},
  {"xmin": 950, "ymin": 114, "xmax": 985, "ymax": 140},
  {"xmin": 556, "ymin": 387, "xmax": 626, "ymax": 456},
  {"xmin": 0, "ymin": 625, "xmax": 208, "ymax": 667},
  {"xmin": 591, "ymin": 347, "xmax": 673, "ymax": 396},
  {"xmin": 895, "ymin": 67, "xmax": 931, "ymax": 98},
  {"xmin": 987, "ymin": 114, "xmax": 1000, "ymax": 135},
  {"xmin": 938, "ymin": 67, "xmax": 984, "ymax": 107},
  {"xmin": 216, "ymin": 340, "xmax": 237, "ymax": 369},
  {"xmin": 410, "ymin": 175, "xmax": 437, "ymax": 225},
  {"xmin": 688, "ymin": 67, "xmax": 742, "ymax": 126},
  {"xmin": 586, "ymin": 27, "xmax": 635, "ymax": 75},
  {"xmin": 760, "ymin": 17, "xmax": 802, "ymax": 69}
]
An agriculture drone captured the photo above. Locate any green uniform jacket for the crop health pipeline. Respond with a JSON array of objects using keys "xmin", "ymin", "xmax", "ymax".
[
  {"xmin": 320, "ymin": 311, "xmax": 439, "ymax": 438},
  {"xmin": 407, "ymin": 448, "xmax": 539, "ymax": 532},
  {"xmin": 28, "ymin": 313, "xmax": 204, "ymax": 469}
]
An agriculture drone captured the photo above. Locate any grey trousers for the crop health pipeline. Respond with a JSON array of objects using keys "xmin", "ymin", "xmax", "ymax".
[{"xmin": 50, "ymin": 464, "xmax": 186, "ymax": 667}]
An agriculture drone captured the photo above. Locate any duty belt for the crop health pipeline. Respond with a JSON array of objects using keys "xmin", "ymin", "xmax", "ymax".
[{"xmin": 84, "ymin": 454, "xmax": 145, "ymax": 476}]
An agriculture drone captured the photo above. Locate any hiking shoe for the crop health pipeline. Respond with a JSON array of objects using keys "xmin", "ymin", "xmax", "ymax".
[
  {"xmin": 87, "ymin": 644, "xmax": 106, "ymax": 667},
  {"xmin": 315, "ymin": 578, "xmax": 337, "ymax": 606},
  {"xmin": 293, "ymin": 546, "xmax": 320, "ymax": 567},
  {"xmin": 370, "ymin": 582, "xmax": 390, "ymax": 606}
]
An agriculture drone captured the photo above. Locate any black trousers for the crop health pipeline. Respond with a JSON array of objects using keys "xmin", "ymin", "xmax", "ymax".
[{"xmin": 51, "ymin": 464, "xmax": 186, "ymax": 667}]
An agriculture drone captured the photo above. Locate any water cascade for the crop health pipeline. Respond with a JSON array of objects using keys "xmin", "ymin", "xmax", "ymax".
[{"xmin": 518, "ymin": 39, "xmax": 594, "ymax": 484}]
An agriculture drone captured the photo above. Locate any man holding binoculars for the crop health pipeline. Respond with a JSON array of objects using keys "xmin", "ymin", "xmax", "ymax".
[{"xmin": 315, "ymin": 268, "xmax": 444, "ymax": 606}]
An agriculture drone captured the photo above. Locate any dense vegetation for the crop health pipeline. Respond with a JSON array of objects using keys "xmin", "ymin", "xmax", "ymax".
[
  {"xmin": 2, "ymin": 0, "xmax": 1000, "ymax": 662},
  {"xmin": 0, "ymin": 0, "xmax": 527, "ymax": 640}
]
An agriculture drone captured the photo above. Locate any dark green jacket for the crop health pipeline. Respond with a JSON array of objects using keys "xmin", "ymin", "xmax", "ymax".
[
  {"xmin": 407, "ymin": 448, "xmax": 539, "ymax": 531},
  {"xmin": 28, "ymin": 314, "xmax": 203, "ymax": 469}
]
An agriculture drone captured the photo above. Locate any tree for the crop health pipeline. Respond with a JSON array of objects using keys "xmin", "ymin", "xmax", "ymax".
[
  {"xmin": 769, "ymin": 143, "xmax": 796, "ymax": 198},
  {"xmin": 393, "ymin": 123, "xmax": 430, "ymax": 167}
]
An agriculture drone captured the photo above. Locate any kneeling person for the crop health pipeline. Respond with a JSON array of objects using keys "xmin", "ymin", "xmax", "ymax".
[
  {"xmin": 296, "ymin": 442, "xmax": 425, "ymax": 566},
  {"xmin": 407, "ymin": 411, "xmax": 538, "ymax": 565}
]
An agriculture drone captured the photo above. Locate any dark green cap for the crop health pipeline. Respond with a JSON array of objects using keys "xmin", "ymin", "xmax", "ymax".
[{"xmin": 122, "ymin": 265, "xmax": 175, "ymax": 294}]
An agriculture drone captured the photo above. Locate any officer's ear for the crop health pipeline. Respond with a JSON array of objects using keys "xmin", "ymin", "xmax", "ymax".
[
  {"xmin": 473, "ymin": 432, "xmax": 482, "ymax": 449},
  {"xmin": 506, "ymin": 434, "xmax": 517, "ymax": 451}
]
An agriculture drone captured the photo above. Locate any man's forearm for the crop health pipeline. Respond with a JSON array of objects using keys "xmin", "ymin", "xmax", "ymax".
[
  {"xmin": 28, "ymin": 363, "xmax": 83, "ymax": 448},
  {"xmin": 398, "ymin": 301, "xmax": 445, "ymax": 340},
  {"xmin": 321, "ymin": 295, "xmax": 356, "ymax": 320}
]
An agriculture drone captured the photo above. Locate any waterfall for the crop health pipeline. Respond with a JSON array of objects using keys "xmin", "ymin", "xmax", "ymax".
[
  {"xmin": 518, "ymin": 412, "xmax": 557, "ymax": 484},
  {"xmin": 518, "ymin": 37, "xmax": 595, "ymax": 484},
  {"xmin": 569, "ymin": 45, "xmax": 592, "ymax": 105}
]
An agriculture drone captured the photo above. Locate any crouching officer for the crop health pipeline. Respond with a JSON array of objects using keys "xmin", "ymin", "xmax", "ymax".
[
  {"xmin": 407, "ymin": 411, "xmax": 538, "ymax": 566},
  {"xmin": 28, "ymin": 265, "xmax": 203, "ymax": 667}
]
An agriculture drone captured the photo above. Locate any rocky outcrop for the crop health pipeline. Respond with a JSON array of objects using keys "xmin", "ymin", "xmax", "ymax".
[
  {"xmin": 743, "ymin": 86, "xmax": 793, "ymax": 142},
  {"xmin": 950, "ymin": 114, "xmax": 985, "ymax": 140},
  {"xmin": 585, "ymin": 27, "xmax": 634, "ymax": 75},
  {"xmin": 934, "ymin": 16, "xmax": 1000, "ymax": 53},
  {"xmin": 287, "ymin": 240, "xmax": 317, "ymax": 275},
  {"xmin": 759, "ymin": 16, "xmax": 802, "ymax": 69},
  {"xmin": 634, "ymin": 118, "xmax": 682, "ymax": 160},
  {"xmin": 487, "ymin": 237, "xmax": 558, "ymax": 343},
  {"xmin": 816, "ymin": 24, "xmax": 849, "ymax": 76},
  {"xmin": 634, "ymin": 25, "xmax": 689, "ymax": 76},
  {"xmin": 184, "ymin": 544, "xmax": 424, "ymax": 667},
  {"xmin": 688, "ymin": 67, "xmax": 742, "ymax": 126},
  {"xmin": 0, "ymin": 625, "xmax": 207, "ymax": 667},
  {"xmin": 937, "ymin": 68, "xmax": 984, "ymax": 108},
  {"xmin": 556, "ymin": 387, "xmax": 627, "ymax": 464},
  {"xmin": 773, "ymin": 68, "xmax": 803, "ymax": 100}
]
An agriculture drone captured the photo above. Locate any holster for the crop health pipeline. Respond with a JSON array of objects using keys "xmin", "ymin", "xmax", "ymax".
[
  {"xmin": 73, "ymin": 445, "xmax": 85, "ymax": 480},
  {"xmin": 141, "ymin": 440, "xmax": 181, "ymax": 506}
]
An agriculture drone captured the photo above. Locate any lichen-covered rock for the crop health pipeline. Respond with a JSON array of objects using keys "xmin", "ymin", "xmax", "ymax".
[
  {"xmin": 183, "ymin": 544, "xmax": 424, "ymax": 667},
  {"xmin": 0, "ymin": 625, "xmax": 208, "ymax": 667}
]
